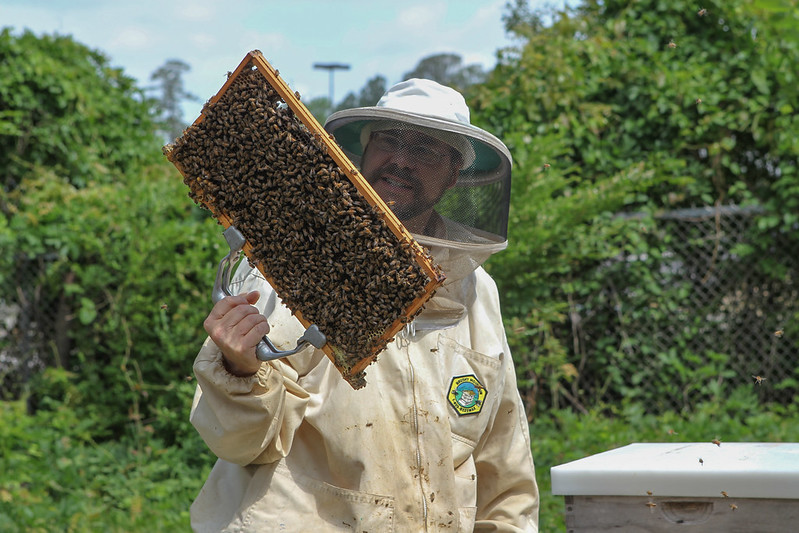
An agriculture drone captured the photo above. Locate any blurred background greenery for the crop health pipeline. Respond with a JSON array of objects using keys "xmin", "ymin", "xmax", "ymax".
[{"xmin": 1, "ymin": 0, "xmax": 798, "ymax": 530}]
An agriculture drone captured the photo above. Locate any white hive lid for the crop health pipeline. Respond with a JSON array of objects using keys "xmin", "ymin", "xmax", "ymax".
[{"xmin": 551, "ymin": 442, "xmax": 799, "ymax": 499}]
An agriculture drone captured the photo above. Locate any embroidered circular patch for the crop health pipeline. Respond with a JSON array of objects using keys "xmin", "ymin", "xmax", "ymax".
[{"xmin": 448, "ymin": 374, "xmax": 487, "ymax": 416}]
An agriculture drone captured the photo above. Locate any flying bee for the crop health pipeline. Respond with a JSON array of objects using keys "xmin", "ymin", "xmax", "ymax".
[
  {"xmin": 730, "ymin": 503, "xmax": 738, "ymax": 511},
  {"xmin": 696, "ymin": 98, "xmax": 702, "ymax": 105},
  {"xmin": 646, "ymin": 490, "xmax": 653, "ymax": 496},
  {"xmin": 775, "ymin": 329, "xmax": 784, "ymax": 338},
  {"xmin": 668, "ymin": 428, "xmax": 679, "ymax": 436},
  {"xmin": 668, "ymin": 40, "xmax": 677, "ymax": 48},
  {"xmin": 752, "ymin": 375, "xmax": 766, "ymax": 385},
  {"xmin": 698, "ymin": 8, "xmax": 707, "ymax": 16},
  {"xmin": 721, "ymin": 491, "xmax": 729, "ymax": 498},
  {"xmin": 712, "ymin": 438, "xmax": 722, "ymax": 447}
]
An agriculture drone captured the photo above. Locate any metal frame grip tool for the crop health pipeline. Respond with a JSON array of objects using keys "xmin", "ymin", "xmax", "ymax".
[{"xmin": 211, "ymin": 226, "xmax": 327, "ymax": 361}]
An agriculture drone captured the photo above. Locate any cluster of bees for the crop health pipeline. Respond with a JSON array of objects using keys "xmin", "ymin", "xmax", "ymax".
[{"xmin": 165, "ymin": 64, "xmax": 432, "ymax": 382}]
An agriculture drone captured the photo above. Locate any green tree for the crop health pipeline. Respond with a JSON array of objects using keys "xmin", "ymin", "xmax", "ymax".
[
  {"xmin": 402, "ymin": 52, "xmax": 486, "ymax": 90},
  {"xmin": 356, "ymin": 74, "xmax": 388, "ymax": 106},
  {"xmin": 307, "ymin": 95, "xmax": 333, "ymax": 124},
  {"xmin": 0, "ymin": 29, "xmax": 159, "ymax": 195},
  {"xmin": 471, "ymin": 0, "xmax": 799, "ymax": 413},
  {"xmin": 0, "ymin": 30, "xmax": 218, "ymax": 441},
  {"xmin": 149, "ymin": 59, "xmax": 198, "ymax": 142},
  {"xmin": 334, "ymin": 74, "xmax": 387, "ymax": 112}
]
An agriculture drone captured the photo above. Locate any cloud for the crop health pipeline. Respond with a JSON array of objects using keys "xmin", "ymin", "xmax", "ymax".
[
  {"xmin": 188, "ymin": 32, "xmax": 218, "ymax": 49},
  {"xmin": 396, "ymin": 2, "xmax": 447, "ymax": 33},
  {"xmin": 109, "ymin": 26, "xmax": 152, "ymax": 50},
  {"xmin": 170, "ymin": 0, "xmax": 220, "ymax": 23}
]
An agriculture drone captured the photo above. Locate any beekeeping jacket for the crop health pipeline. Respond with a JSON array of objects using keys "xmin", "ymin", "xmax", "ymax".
[
  {"xmin": 190, "ymin": 262, "xmax": 538, "ymax": 532},
  {"xmin": 190, "ymin": 78, "xmax": 538, "ymax": 531}
]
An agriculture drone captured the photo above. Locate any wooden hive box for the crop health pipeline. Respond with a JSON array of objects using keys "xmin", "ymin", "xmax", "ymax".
[
  {"xmin": 551, "ymin": 442, "xmax": 799, "ymax": 532},
  {"xmin": 163, "ymin": 51, "xmax": 446, "ymax": 389}
]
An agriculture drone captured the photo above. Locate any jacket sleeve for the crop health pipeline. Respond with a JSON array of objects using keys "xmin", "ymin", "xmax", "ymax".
[
  {"xmin": 189, "ymin": 266, "xmax": 312, "ymax": 466},
  {"xmin": 473, "ymin": 346, "xmax": 540, "ymax": 532},
  {"xmin": 190, "ymin": 342, "xmax": 310, "ymax": 466}
]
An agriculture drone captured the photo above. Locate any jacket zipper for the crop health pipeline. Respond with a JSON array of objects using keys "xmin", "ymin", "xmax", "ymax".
[{"xmin": 407, "ymin": 349, "xmax": 429, "ymax": 531}]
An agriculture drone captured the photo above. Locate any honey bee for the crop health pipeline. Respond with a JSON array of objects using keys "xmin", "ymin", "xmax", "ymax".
[
  {"xmin": 646, "ymin": 501, "xmax": 657, "ymax": 510},
  {"xmin": 668, "ymin": 428, "xmax": 679, "ymax": 436},
  {"xmin": 696, "ymin": 98, "xmax": 702, "ymax": 105},
  {"xmin": 646, "ymin": 490, "xmax": 653, "ymax": 496},
  {"xmin": 730, "ymin": 503, "xmax": 738, "ymax": 511},
  {"xmin": 167, "ymin": 62, "xmax": 433, "ymax": 377},
  {"xmin": 698, "ymin": 8, "xmax": 707, "ymax": 16},
  {"xmin": 699, "ymin": 458, "xmax": 704, "ymax": 466},
  {"xmin": 712, "ymin": 438, "xmax": 721, "ymax": 447},
  {"xmin": 721, "ymin": 491, "xmax": 729, "ymax": 498},
  {"xmin": 160, "ymin": 303, "xmax": 169, "ymax": 310},
  {"xmin": 774, "ymin": 329, "xmax": 784, "ymax": 338},
  {"xmin": 752, "ymin": 375, "xmax": 766, "ymax": 385},
  {"xmin": 668, "ymin": 40, "xmax": 677, "ymax": 48}
]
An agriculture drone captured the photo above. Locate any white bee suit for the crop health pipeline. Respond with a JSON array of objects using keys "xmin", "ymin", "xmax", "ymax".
[
  {"xmin": 190, "ymin": 77, "xmax": 538, "ymax": 532},
  {"xmin": 190, "ymin": 261, "xmax": 539, "ymax": 532}
]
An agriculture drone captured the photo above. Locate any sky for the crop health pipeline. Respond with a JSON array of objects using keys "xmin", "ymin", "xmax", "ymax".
[{"xmin": 0, "ymin": 0, "xmax": 557, "ymax": 122}]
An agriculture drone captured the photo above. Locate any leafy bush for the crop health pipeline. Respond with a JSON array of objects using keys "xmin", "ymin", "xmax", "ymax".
[
  {"xmin": 0, "ymin": 28, "xmax": 225, "ymax": 441},
  {"xmin": 5, "ymin": 163, "xmax": 223, "ymax": 441},
  {"xmin": 4, "ymin": 387, "xmax": 798, "ymax": 532},
  {"xmin": 0, "ymin": 29, "xmax": 160, "ymax": 192},
  {"xmin": 0, "ymin": 395, "xmax": 214, "ymax": 532},
  {"xmin": 470, "ymin": 0, "xmax": 799, "ymax": 414}
]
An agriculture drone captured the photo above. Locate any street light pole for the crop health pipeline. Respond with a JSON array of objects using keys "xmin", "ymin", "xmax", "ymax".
[{"xmin": 313, "ymin": 62, "xmax": 350, "ymax": 106}]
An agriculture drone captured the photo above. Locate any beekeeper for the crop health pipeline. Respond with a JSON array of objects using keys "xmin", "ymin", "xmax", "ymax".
[{"xmin": 190, "ymin": 78, "xmax": 539, "ymax": 532}]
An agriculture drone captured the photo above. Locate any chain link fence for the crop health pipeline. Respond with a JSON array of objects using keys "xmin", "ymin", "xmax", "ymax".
[
  {"xmin": 567, "ymin": 205, "xmax": 799, "ymax": 412},
  {"xmin": 0, "ymin": 253, "xmax": 63, "ymax": 399},
  {"xmin": 2, "ymin": 206, "xmax": 798, "ymax": 412}
]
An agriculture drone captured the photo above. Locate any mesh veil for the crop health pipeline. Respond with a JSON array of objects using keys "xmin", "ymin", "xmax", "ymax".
[{"xmin": 325, "ymin": 115, "xmax": 511, "ymax": 253}]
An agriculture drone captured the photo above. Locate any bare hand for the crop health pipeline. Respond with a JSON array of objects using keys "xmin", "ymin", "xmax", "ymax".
[{"xmin": 203, "ymin": 291, "xmax": 270, "ymax": 376}]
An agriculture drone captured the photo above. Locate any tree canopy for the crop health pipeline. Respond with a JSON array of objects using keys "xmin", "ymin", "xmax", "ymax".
[
  {"xmin": 0, "ymin": 29, "xmax": 160, "ymax": 196},
  {"xmin": 473, "ymin": 0, "xmax": 799, "ymax": 314},
  {"xmin": 468, "ymin": 0, "xmax": 799, "ymax": 411},
  {"xmin": 149, "ymin": 59, "xmax": 198, "ymax": 142}
]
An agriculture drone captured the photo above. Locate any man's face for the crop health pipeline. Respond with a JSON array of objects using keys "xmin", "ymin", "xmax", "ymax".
[{"xmin": 360, "ymin": 128, "xmax": 461, "ymax": 232}]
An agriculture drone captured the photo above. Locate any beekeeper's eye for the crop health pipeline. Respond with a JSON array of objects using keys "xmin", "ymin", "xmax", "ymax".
[{"xmin": 370, "ymin": 131, "xmax": 447, "ymax": 166}]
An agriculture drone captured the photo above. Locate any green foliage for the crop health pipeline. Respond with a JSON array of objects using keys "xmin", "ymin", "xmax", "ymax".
[
  {"xmin": 149, "ymin": 59, "xmax": 199, "ymax": 142},
  {"xmin": 0, "ymin": 29, "xmax": 161, "ymax": 193},
  {"xmin": 332, "ymin": 74, "xmax": 388, "ymax": 119},
  {"xmin": 4, "ymin": 390, "xmax": 798, "ymax": 531},
  {"xmin": 1, "ymin": 15, "xmax": 797, "ymax": 532},
  {"xmin": 401, "ymin": 53, "xmax": 487, "ymax": 90},
  {"xmin": 4, "ymin": 163, "xmax": 223, "ymax": 440},
  {"xmin": 0, "ymin": 399, "xmax": 214, "ymax": 532},
  {"xmin": 471, "ymin": 0, "xmax": 799, "ymax": 414}
]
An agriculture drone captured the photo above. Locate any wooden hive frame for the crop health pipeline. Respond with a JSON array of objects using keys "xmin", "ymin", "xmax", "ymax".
[{"xmin": 164, "ymin": 50, "xmax": 446, "ymax": 387}]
